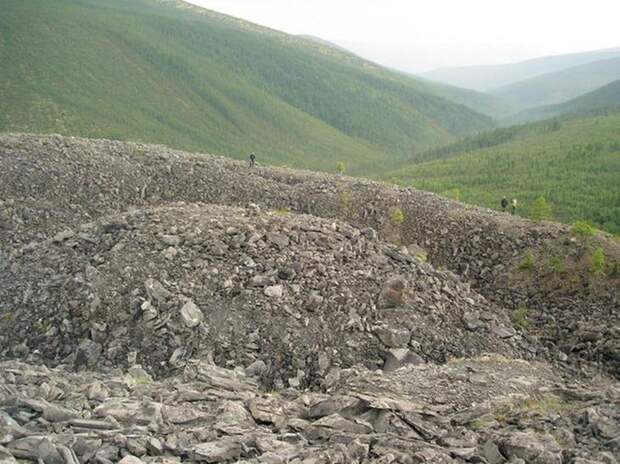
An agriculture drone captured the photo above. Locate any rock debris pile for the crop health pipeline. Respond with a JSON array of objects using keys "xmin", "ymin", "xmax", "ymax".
[
  {"xmin": 1, "ymin": 358, "xmax": 618, "ymax": 464},
  {"xmin": 1, "ymin": 204, "xmax": 527, "ymax": 387},
  {"xmin": 0, "ymin": 134, "xmax": 617, "ymax": 376},
  {"xmin": 0, "ymin": 133, "xmax": 619, "ymax": 463}
]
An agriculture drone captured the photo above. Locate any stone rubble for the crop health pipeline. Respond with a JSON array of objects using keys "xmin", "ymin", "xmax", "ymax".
[
  {"xmin": 0, "ymin": 204, "xmax": 528, "ymax": 386},
  {"xmin": 0, "ymin": 358, "xmax": 618, "ymax": 463},
  {"xmin": 0, "ymin": 133, "xmax": 619, "ymax": 463},
  {"xmin": 0, "ymin": 134, "xmax": 617, "ymax": 376}
]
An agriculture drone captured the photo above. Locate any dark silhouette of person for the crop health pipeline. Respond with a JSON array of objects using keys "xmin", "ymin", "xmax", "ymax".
[
  {"xmin": 249, "ymin": 153, "xmax": 256, "ymax": 168},
  {"xmin": 501, "ymin": 197, "xmax": 508, "ymax": 212}
]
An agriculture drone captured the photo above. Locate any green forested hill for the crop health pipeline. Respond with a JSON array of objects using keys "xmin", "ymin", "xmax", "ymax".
[
  {"xmin": 0, "ymin": 0, "xmax": 493, "ymax": 173},
  {"xmin": 491, "ymin": 58, "xmax": 620, "ymax": 110},
  {"xmin": 385, "ymin": 114, "xmax": 620, "ymax": 234},
  {"xmin": 410, "ymin": 78, "xmax": 515, "ymax": 119},
  {"xmin": 510, "ymin": 79, "xmax": 620, "ymax": 123}
]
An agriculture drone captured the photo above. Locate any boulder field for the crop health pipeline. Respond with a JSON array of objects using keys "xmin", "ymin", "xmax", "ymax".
[{"xmin": 0, "ymin": 133, "xmax": 618, "ymax": 463}]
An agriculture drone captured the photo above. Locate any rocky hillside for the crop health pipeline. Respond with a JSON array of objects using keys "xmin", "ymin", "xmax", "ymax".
[
  {"xmin": 0, "ymin": 133, "xmax": 619, "ymax": 463},
  {"xmin": 1, "ymin": 202, "xmax": 531, "ymax": 384}
]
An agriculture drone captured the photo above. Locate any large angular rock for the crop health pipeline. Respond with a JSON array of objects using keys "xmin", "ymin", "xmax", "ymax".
[
  {"xmin": 247, "ymin": 397, "xmax": 288, "ymax": 427},
  {"xmin": 306, "ymin": 414, "xmax": 373, "ymax": 440},
  {"xmin": 498, "ymin": 431, "xmax": 562, "ymax": 464},
  {"xmin": 374, "ymin": 325, "xmax": 411, "ymax": 348},
  {"xmin": 94, "ymin": 400, "xmax": 163, "ymax": 426},
  {"xmin": 180, "ymin": 300, "xmax": 204, "ymax": 328},
  {"xmin": 213, "ymin": 401, "xmax": 255, "ymax": 434},
  {"xmin": 0, "ymin": 446, "xmax": 16, "ymax": 464},
  {"xmin": 7, "ymin": 437, "xmax": 63, "ymax": 464},
  {"xmin": 383, "ymin": 349, "xmax": 423, "ymax": 372},
  {"xmin": 377, "ymin": 275, "xmax": 407, "ymax": 309},
  {"xmin": 74, "ymin": 339, "xmax": 102, "ymax": 369},
  {"xmin": 191, "ymin": 437, "xmax": 249, "ymax": 463},
  {"xmin": 144, "ymin": 278, "xmax": 171, "ymax": 302},
  {"xmin": 118, "ymin": 456, "xmax": 145, "ymax": 464},
  {"xmin": 308, "ymin": 396, "xmax": 364, "ymax": 419},
  {"xmin": 264, "ymin": 285, "xmax": 283, "ymax": 298}
]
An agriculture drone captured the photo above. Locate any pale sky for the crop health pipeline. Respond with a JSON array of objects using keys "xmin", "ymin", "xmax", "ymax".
[{"xmin": 184, "ymin": 0, "xmax": 620, "ymax": 73}]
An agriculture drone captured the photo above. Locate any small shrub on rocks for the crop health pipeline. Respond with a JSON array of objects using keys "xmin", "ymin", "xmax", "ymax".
[
  {"xmin": 548, "ymin": 255, "xmax": 565, "ymax": 274},
  {"xmin": 335, "ymin": 161, "xmax": 345, "ymax": 175},
  {"xmin": 338, "ymin": 190, "xmax": 353, "ymax": 215},
  {"xmin": 530, "ymin": 196, "xmax": 552, "ymax": 221},
  {"xmin": 571, "ymin": 221, "xmax": 596, "ymax": 240},
  {"xmin": 511, "ymin": 307, "xmax": 530, "ymax": 330},
  {"xmin": 274, "ymin": 207, "xmax": 290, "ymax": 216},
  {"xmin": 590, "ymin": 247, "xmax": 606, "ymax": 275},
  {"xmin": 441, "ymin": 188, "xmax": 461, "ymax": 201},
  {"xmin": 517, "ymin": 252, "xmax": 536, "ymax": 271},
  {"xmin": 492, "ymin": 393, "xmax": 567, "ymax": 425},
  {"xmin": 390, "ymin": 207, "xmax": 405, "ymax": 227}
]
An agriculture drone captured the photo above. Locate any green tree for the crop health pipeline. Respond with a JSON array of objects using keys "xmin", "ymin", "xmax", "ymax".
[
  {"xmin": 390, "ymin": 207, "xmax": 405, "ymax": 226},
  {"xmin": 335, "ymin": 161, "xmax": 346, "ymax": 175},
  {"xmin": 571, "ymin": 221, "xmax": 596, "ymax": 240},
  {"xmin": 590, "ymin": 247, "xmax": 606, "ymax": 275},
  {"xmin": 441, "ymin": 188, "xmax": 461, "ymax": 201},
  {"xmin": 530, "ymin": 196, "xmax": 552, "ymax": 220}
]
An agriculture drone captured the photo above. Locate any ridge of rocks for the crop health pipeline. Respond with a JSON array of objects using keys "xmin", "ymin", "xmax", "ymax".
[
  {"xmin": 0, "ymin": 203, "xmax": 528, "ymax": 385},
  {"xmin": 0, "ymin": 133, "xmax": 619, "ymax": 463},
  {"xmin": 1, "ymin": 357, "xmax": 618, "ymax": 463},
  {"xmin": 1, "ymin": 133, "xmax": 618, "ymax": 376}
]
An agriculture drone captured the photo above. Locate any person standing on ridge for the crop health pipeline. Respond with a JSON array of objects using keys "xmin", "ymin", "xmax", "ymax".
[
  {"xmin": 249, "ymin": 153, "xmax": 256, "ymax": 168},
  {"xmin": 511, "ymin": 198, "xmax": 518, "ymax": 215},
  {"xmin": 501, "ymin": 196, "xmax": 508, "ymax": 212}
]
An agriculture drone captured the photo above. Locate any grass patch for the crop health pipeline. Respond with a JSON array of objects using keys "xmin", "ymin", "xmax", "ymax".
[
  {"xmin": 273, "ymin": 207, "xmax": 290, "ymax": 216},
  {"xmin": 511, "ymin": 307, "xmax": 530, "ymax": 330},
  {"xmin": 493, "ymin": 393, "xmax": 569, "ymax": 424},
  {"xmin": 517, "ymin": 252, "xmax": 536, "ymax": 271},
  {"xmin": 548, "ymin": 255, "xmax": 566, "ymax": 274}
]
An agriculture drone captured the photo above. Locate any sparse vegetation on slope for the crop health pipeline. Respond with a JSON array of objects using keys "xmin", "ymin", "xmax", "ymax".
[
  {"xmin": 385, "ymin": 114, "xmax": 620, "ymax": 233},
  {"xmin": 0, "ymin": 0, "xmax": 493, "ymax": 174}
]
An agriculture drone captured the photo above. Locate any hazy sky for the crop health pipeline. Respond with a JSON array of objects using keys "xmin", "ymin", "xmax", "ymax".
[{"xmin": 185, "ymin": 0, "xmax": 620, "ymax": 73}]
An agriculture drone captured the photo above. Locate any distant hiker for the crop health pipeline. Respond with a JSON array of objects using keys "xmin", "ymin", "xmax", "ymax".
[
  {"xmin": 249, "ymin": 153, "xmax": 256, "ymax": 168},
  {"xmin": 501, "ymin": 196, "xmax": 508, "ymax": 212},
  {"xmin": 511, "ymin": 198, "xmax": 518, "ymax": 215}
]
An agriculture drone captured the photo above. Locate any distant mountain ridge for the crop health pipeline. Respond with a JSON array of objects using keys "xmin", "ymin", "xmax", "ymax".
[
  {"xmin": 421, "ymin": 47, "xmax": 620, "ymax": 91},
  {"xmin": 491, "ymin": 57, "xmax": 620, "ymax": 110},
  {"xmin": 509, "ymin": 78, "xmax": 620, "ymax": 123}
]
